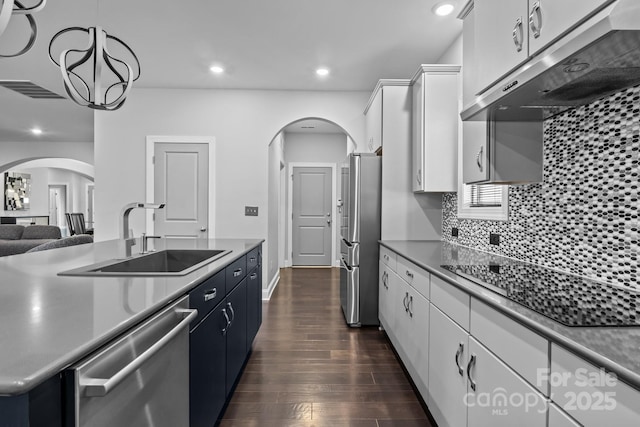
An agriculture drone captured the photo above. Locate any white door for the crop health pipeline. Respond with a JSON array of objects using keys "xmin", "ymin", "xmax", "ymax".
[
  {"xmin": 48, "ymin": 185, "xmax": 67, "ymax": 229},
  {"xmin": 292, "ymin": 166, "xmax": 332, "ymax": 266},
  {"xmin": 154, "ymin": 142, "xmax": 209, "ymax": 239}
]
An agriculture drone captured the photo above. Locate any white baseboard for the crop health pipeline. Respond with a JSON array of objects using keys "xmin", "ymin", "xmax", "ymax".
[{"xmin": 262, "ymin": 270, "xmax": 280, "ymax": 300}]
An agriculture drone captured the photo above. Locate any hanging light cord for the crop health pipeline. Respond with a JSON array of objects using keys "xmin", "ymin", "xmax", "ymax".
[{"xmin": 0, "ymin": 0, "xmax": 46, "ymax": 58}]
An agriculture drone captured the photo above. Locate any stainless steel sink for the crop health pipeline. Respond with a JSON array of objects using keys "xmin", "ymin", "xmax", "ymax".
[{"xmin": 59, "ymin": 249, "xmax": 231, "ymax": 277}]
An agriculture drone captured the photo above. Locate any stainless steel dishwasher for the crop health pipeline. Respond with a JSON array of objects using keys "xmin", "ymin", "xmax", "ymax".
[{"xmin": 64, "ymin": 295, "xmax": 197, "ymax": 427}]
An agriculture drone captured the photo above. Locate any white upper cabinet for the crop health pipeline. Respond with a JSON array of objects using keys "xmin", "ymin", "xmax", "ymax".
[
  {"xmin": 474, "ymin": 0, "xmax": 530, "ymax": 94},
  {"xmin": 364, "ymin": 88, "xmax": 383, "ymax": 153},
  {"xmin": 411, "ymin": 65, "xmax": 460, "ymax": 193},
  {"xmin": 472, "ymin": 0, "xmax": 613, "ymax": 95},
  {"xmin": 527, "ymin": 0, "xmax": 613, "ymax": 55}
]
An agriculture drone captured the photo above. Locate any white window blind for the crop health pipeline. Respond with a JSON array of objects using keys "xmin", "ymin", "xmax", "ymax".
[{"xmin": 463, "ymin": 184, "xmax": 503, "ymax": 208}]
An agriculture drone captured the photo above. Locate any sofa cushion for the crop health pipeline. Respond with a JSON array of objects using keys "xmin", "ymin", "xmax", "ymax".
[
  {"xmin": 27, "ymin": 235, "xmax": 93, "ymax": 253},
  {"xmin": 22, "ymin": 225, "xmax": 62, "ymax": 240},
  {"xmin": 0, "ymin": 239, "xmax": 57, "ymax": 257},
  {"xmin": 0, "ymin": 225, "xmax": 25, "ymax": 240}
]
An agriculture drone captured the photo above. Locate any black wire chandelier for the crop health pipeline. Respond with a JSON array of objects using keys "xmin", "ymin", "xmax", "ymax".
[
  {"xmin": 0, "ymin": 0, "xmax": 46, "ymax": 57},
  {"xmin": 48, "ymin": 25, "xmax": 141, "ymax": 111}
]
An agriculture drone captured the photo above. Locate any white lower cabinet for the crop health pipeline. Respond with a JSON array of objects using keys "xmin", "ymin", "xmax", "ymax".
[
  {"xmin": 549, "ymin": 403, "xmax": 581, "ymax": 427},
  {"xmin": 378, "ymin": 262, "xmax": 397, "ymax": 332},
  {"xmin": 428, "ymin": 304, "xmax": 470, "ymax": 427},
  {"xmin": 551, "ymin": 343, "xmax": 640, "ymax": 426},
  {"xmin": 467, "ymin": 336, "xmax": 547, "ymax": 427}
]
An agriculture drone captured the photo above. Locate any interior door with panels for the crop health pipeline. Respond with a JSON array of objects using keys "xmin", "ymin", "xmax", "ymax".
[
  {"xmin": 292, "ymin": 166, "xmax": 332, "ymax": 266},
  {"xmin": 154, "ymin": 142, "xmax": 209, "ymax": 238}
]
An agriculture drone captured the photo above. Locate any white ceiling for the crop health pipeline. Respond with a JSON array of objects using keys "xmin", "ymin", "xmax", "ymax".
[{"xmin": 0, "ymin": 0, "xmax": 463, "ymax": 142}]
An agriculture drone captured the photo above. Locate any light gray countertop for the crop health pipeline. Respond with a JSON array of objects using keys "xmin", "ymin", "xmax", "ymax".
[
  {"xmin": 0, "ymin": 238, "xmax": 262, "ymax": 396},
  {"xmin": 379, "ymin": 240, "xmax": 640, "ymax": 391}
]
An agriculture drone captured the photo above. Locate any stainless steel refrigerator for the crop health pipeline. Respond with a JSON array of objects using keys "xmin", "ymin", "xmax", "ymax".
[{"xmin": 339, "ymin": 153, "xmax": 381, "ymax": 327}]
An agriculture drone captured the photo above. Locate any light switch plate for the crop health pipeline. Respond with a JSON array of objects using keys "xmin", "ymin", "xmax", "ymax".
[{"xmin": 245, "ymin": 206, "xmax": 258, "ymax": 216}]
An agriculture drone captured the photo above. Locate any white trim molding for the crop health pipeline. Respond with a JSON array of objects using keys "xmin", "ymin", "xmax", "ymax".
[{"xmin": 263, "ymin": 269, "xmax": 280, "ymax": 300}]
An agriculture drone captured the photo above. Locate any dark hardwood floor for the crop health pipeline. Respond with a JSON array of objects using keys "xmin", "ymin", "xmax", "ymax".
[{"xmin": 219, "ymin": 267, "xmax": 434, "ymax": 427}]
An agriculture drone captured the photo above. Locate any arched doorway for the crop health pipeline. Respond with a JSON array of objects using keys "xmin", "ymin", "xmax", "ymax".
[{"xmin": 265, "ymin": 117, "xmax": 355, "ymax": 297}]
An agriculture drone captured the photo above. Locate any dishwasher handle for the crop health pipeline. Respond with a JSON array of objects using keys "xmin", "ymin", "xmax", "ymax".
[{"xmin": 80, "ymin": 308, "xmax": 198, "ymax": 397}]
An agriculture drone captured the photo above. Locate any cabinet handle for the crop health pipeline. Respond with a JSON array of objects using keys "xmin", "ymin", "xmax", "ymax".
[
  {"xmin": 250, "ymin": 273, "xmax": 258, "ymax": 280},
  {"xmin": 408, "ymin": 295, "xmax": 413, "ymax": 318},
  {"xmin": 455, "ymin": 342, "xmax": 465, "ymax": 376},
  {"xmin": 383, "ymin": 254, "xmax": 389, "ymax": 261},
  {"xmin": 403, "ymin": 292, "xmax": 409, "ymax": 312},
  {"xmin": 382, "ymin": 271, "xmax": 388, "ymax": 289},
  {"xmin": 203, "ymin": 288, "xmax": 217, "ymax": 302},
  {"xmin": 512, "ymin": 17, "xmax": 524, "ymax": 52},
  {"xmin": 529, "ymin": 1, "xmax": 542, "ymax": 39},
  {"xmin": 405, "ymin": 270, "xmax": 414, "ymax": 279},
  {"xmin": 233, "ymin": 268, "xmax": 243, "ymax": 277},
  {"xmin": 467, "ymin": 354, "xmax": 477, "ymax": 391},
  {"xmin": 249, "ymin": 257, "xmax": 257, "ymax": 263},
  {"xmin": 476, "ymin": 146, "xmax": 484, "ymax": 172},
  {"xmin": 222, "ymin": 308, "xmax": 231, "ymax": 336},
  {"xmin": 227, "ymin": 302, "xmax": 235, "ymax": 325},
  {"xmin": 416, "ymin": 170, "xmax": 422, "ymax": 186}
]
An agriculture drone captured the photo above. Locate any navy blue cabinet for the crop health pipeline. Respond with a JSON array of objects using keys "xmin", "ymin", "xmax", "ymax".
[{"xmin": 188, "ymin": 244, "xmax": 262, "ymax": 426}]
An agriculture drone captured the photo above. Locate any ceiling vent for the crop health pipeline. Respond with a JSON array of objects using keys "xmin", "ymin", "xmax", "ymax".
[{"xmin": 0, "ymin": 80, "xmax": 65, "ymax": 99}]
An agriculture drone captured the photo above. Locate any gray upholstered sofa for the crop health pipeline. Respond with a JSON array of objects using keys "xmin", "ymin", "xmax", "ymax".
[{"xmin": 0, "ymin": 225, "xmax": 62, "ymax": 256}]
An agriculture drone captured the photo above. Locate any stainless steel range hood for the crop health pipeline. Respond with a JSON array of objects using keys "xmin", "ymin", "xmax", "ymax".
[{"xmin": 462, "ymin": 0, "xmax": 640, "ymax": 122}]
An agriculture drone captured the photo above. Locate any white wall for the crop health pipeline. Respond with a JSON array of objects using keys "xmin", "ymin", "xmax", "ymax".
[
  {"xmin": 437, "ymin": 34, "xmax": 463, "ymax": 64},
  {"xmin": 283, "ymin": 132, "xmax": 348, "ymax": 266},
  {"xmin": 94, "ymin": 87, "xmax": 369, "ymax": 290},
  {"xmin": 267, "ymin": 132, "xmax": 284, "ymax": 288}
]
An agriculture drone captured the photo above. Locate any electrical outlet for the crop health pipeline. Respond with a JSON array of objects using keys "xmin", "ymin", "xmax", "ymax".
[
  {"xmin": 245, "ymin": 206, "xmax": 259, "ymax": 216},
  {"xmin": 489, "ymin": 264, "xmax": 500, "ymax": 274},
  {"xmin": 489, "ymin": 233, "xmax": 500, "ymax": 245},
  {"xmin": 451, "ymin": 227, "xmax": 459, "ymax": 237}
]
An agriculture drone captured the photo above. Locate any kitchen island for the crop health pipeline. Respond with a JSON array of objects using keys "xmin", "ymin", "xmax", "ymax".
[{"xmin": 0, "ymin": 237, "xmax": 263, "ymax": 427}]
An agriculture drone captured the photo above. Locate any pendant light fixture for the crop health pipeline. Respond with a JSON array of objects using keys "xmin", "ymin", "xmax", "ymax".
[
  {"xmin": 47, "ymin": 1, "xmax": 141, "ymax": 111},
  {"xmin": 0, "ymin": 0, "xmax": 46, "ymax": 57}
]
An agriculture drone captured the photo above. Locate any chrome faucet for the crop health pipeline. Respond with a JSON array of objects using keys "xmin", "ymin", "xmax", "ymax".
[
  {"xmin": 120, "ymin": 202, "xmax": 166, "ymax": 240},
  {"xmin": 140, "ymin": 233, "xmax": 162, "ymax": 254}
]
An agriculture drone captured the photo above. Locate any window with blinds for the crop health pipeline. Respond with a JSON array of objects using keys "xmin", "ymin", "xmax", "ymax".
[{"xmin": 462, "ymin": 184, "xmax": 503, "ymax": 208}]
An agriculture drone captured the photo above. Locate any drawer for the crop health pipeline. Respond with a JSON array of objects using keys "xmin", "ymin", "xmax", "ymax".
[
  {"xmin": 226, "ymin": 255, "xmax": 247, "ymax": 289},
  {"xmin": 189, "ymin": 270, "xmax": 225, "ymax": 328},
  {"xmin": 430, "ymin": 274, "xmax": 470, "ymax": 331},
  {"xmin": 397, "ymin": 256, "xmax": 429, "ymax": 300},
  {"xmin": 247, "ymin": 247, "xmax": 260, "ymax": 271},
  {"xmin": 470, "ymin": 298, "xmax": 548, "ymax": 394},
  {"xmin": 379, "ymin": 246, "xmax": 397, "ymax": 272},
  {"xmin": 551, "ymin": 344, "xmax": 640, "ymax": 427}
]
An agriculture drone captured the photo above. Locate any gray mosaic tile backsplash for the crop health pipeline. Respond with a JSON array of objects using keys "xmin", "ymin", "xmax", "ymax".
[{"xmin": 443, "ymin": 85, "xmax": 639, "ymax": 290}]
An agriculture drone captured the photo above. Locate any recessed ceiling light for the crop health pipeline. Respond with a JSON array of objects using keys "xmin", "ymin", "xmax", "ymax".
[
  {"xmin": 432, "ymin": 2, "xmax": 455, "ymax": 16},
  {"xmin": 316, "ymin": 68, "xmax": 330, "ymax": 77},
  {"xmin": 31, "ymin": 127, "xmax": 42, "ymax": 135},
  {"xmin": 209, "ymin": 65, "xmax": 224, "ymax": 74}
]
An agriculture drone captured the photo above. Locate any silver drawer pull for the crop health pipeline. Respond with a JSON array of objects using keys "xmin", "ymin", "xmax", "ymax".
[
  {"xmin": 249, "ymin": 257, "xmax": 256, "ymax": 263},
  {"xmin": 80, "ymin": 308, "xmax": 197, "ymax": 397},
  {"xmin": 455, "ymin": 342, "xmax": 465, "ymax": 376},
  {"xmin": 529, "ymin": 1, "xmax": 542, "ymax": 38},
  {"xmin": 467, "ymin": 354, "xmax": 477, "ymax": 391},
  {"xmin": 222, "ymin": 308, "xmax": 230, "ymax": 335},
  {"xmin": 383, "ymin": 254, "xmax": 389, "ymax": 261},
  {"xmin": 233, "ymin": 268, "xmax": 243, "ymax": 277},
  {"xmin": 250, "ymin": 273, "xmax": 258, "ymax": 280},
  {"xmin": 512, "ymin": 17, "xmax": 524, "ymax": 52},
  {"xmin": 227, "ymin": 302, "xmax": 235, "ymax": 324},
  {"xmin": 405, "ymin": 270, "xmax": 414, "ymax": 279},
  {"xmin": 204, "ymin": 289, "xmax": 217, "ymax": 301}
]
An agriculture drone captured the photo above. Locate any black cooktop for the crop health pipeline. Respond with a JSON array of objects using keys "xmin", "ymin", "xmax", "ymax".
[{"xmin": 440, "ymin": 263, "xmax": 640, "ymax": 327}]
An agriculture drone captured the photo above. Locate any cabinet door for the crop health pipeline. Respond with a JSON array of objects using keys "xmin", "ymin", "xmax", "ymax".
[
  {"xmin": 475, "ymin": 0, "xmax": 529, "ymax": 93},
  {"xmin": 190, "ymin": 302, "xmax": 227, "ymax": 427},
  {"xmin": 462, "ymin": 121, "xmax": 489, "ymax": 184},
  {"xmin": 528, "ymin": 0, "xmax": 613, "ymax": 55},
  {"xmin": 404, "ymin": 289, "xmax": 429, "ymax": 398},
  {"xmin": 225, "ymin": 278, "xmax": 248, "ymax": 396},
  {"xmin": 246, "ymin": 266, "xmax": 262, "ymax": 348},
  {"xmin": 365, "ymin": 89, "xmax": 383, "ymax": 152},
  {"xmin": 378, "ymin": 261, "xmax": 395, "ymax": 328},
  {"xmin": 412, "ymin": 74, "xmax": 425, "ymax": 192},
  {"xmin": 428, "ymin": 304, "xmax": 469, "ymax": 427},
  {"xmin": 467, "ymin": 337, "xmax": 547, "ymax": 427}
]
